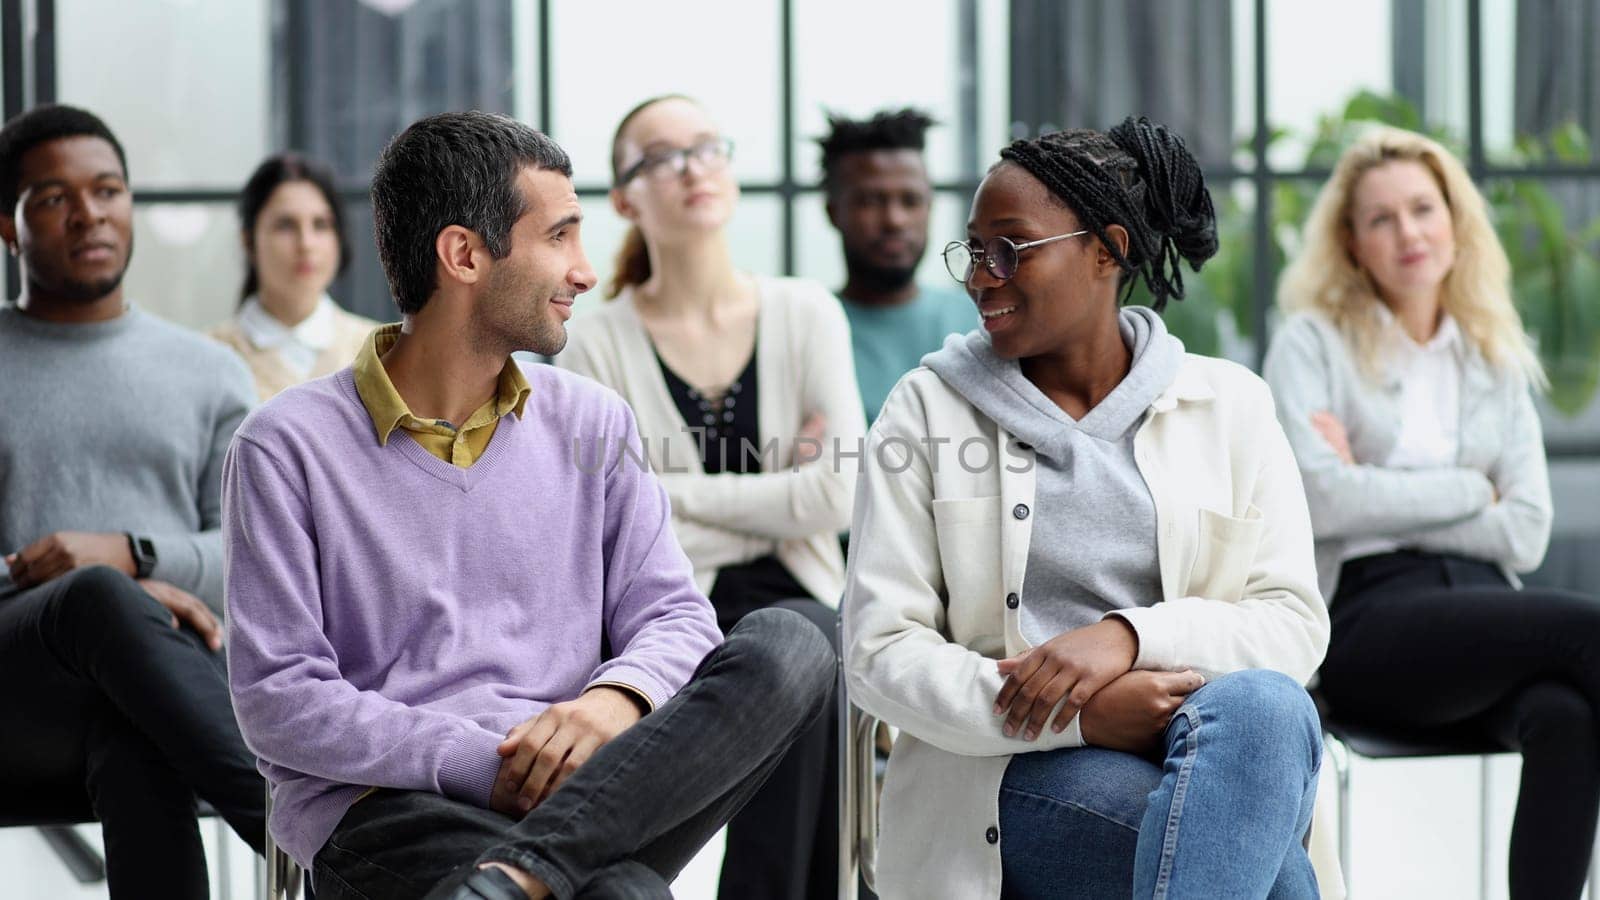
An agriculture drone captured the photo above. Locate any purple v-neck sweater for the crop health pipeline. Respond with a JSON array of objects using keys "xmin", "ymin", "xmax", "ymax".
[{"xmin": 222, "ymin": 364, "xmax": 722, "ymax": 869}]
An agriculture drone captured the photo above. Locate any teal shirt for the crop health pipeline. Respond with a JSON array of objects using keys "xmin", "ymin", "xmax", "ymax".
[{"xmin": 840, "ymin": 286, "xmax": 975, "ymax": 424}]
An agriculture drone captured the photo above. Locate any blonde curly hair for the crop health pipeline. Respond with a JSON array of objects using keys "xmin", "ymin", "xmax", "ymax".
[{"xmin": 1277, "ymin": 125, "xmax": 1545, "ymax": 388}]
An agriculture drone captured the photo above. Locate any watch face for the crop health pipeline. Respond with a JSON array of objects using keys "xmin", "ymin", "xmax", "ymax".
[{"xmin": 133, "ymin": 537, "xmax": 157, "ymax": 576}]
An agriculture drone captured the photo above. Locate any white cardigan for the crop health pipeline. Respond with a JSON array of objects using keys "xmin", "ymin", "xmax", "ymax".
[
  {"xmin": 555, "ymin": 276, "xmax": 865, "ymax": 607},
  {"xmin": 842, "ymin": 356, "xmax": 1331, "ymax": 899}
]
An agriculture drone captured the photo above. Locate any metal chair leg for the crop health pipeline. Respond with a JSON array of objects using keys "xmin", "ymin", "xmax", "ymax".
[
  {"xmin": 217, "ymin": 815, "xmax": 233, "ymax": 900},
  {"xmin": 36, "ymin": 825, "xmax": 106, "ymax": 884},
  {"xmin": 853, "ymin": 704, "xmax": 879, "ymax": 895},
  {"xmin": 1324, "ymin": 732, "xmax": 1507, "ymax": 900},
  {"xmin": 37, "ymin": 810, "xmax": 245, "ymax": 892},
  {"xmin": 264, "ymin": 782, "xmax": 304, "ymax": 899},
  {"xmin": 262, "ymin": 783, "xmax": 272, "ymax": 900},
  {"xmin": 1478, "ymin": 758, "xmax": 1491, "ymax": 900},
  {"xmin": 1323, "ymin": 733, "xmax": 1352, "ymax": 896},
  {"xmin": 1589, "ymin": 826, "xmax": 1599, "ymax": 899},
  {"xmin": 837, "ymin": 629, "xmax": 858, "ymax": 900},
  {"xmin": 835, "ymin": 616, "xmax": 879, "ymax": 900}
]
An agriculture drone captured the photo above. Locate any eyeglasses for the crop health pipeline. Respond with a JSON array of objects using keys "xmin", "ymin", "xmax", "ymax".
[
  {"xmin": 942, "ymin": 230, "xmax": 1089, "ymax": 283},
  {"xmin": 616, "ymin": 138, "xmax": 735, "ymax": 186}
]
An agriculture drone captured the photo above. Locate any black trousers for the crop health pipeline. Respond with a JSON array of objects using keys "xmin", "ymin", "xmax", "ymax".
[
  {"xmin": 1320, "ymin": 550, "xmax": 1600, "ymax": 900},
  {"xmin": 0, "ymin": 565, "xmax": 266, "ymax": 899},
  {"xmin": 311, "ymin": 607, "xmax": 836, "ymax": 900},
  {"xmin": 715, "ymin": 597, "xmax": 844, "ymax": 900}
]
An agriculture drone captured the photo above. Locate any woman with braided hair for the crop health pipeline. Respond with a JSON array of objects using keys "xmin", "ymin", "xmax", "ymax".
[{"xmin": 842, "ymin": 116, "xmax": 1330, "ymax": 898}]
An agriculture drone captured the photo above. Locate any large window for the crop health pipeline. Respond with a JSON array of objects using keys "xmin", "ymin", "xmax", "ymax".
[
  {"xmin": 1008, "ymin": 0, "xmax": 1600, "ymax": 430},
  {"xmin": 8, "ymin": 1, "xmax": 1596, "ymax": 433},
  {"xmin": 12, "ymin": 0, "xmax": 272, "ymax": 322},
  {"xmin": 20, "ymin": 0, "xmax": 1008, "ymax": 324},
  {"xmin": 11, "ymin": 1, "xmax": 1596, "ymax": 427}
]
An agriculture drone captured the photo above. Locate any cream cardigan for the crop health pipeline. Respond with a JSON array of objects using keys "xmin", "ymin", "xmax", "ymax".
[
  {"xmin": 210, "ymin": 303, "xmax": 376, "ymax": 402},
  {"xmin": 555, "ymin": 276, "xmax": 865, "ymax": 606},
  {"xmin": 843, "ymin": 356, "xmax": 1333, "ymax": 899}
]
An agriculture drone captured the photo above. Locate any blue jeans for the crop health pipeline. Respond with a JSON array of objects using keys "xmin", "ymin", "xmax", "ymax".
[{"xmin": 998, "ymin": 669, "xmax": 1322, "ymax": 900}]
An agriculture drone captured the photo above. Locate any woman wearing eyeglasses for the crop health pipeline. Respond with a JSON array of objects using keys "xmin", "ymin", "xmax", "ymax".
[
  {"xmin": 841, "ymin": 118, "xmax": 1331, "ymax": 899},
  {"xmin": 555, "ymin": 94, "xmax": 865, "ymax": 900}
]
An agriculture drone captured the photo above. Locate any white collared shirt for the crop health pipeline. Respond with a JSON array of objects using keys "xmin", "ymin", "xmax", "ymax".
[
  {"xmin": 1343, "ymin": 308, "xmax": 1464, "ymax": 561},
  {"xmin": 237, "ymin": 295, "xmax": 339, "ymax": 380}
]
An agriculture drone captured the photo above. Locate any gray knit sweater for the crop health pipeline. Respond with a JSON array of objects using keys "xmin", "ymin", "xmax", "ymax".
[{"xmin": 0, "ymin": 304, "xmax": 255, "ymax": 612}]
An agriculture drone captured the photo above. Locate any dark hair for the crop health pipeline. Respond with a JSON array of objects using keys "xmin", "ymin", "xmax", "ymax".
[
  {"xmin": 0, "ymin": 104, "xmax": 128, "ymax": 212},
  {"xmin": 237, "ymin": 153, "xmax": 351, "ymax": 303},
  {"xmin": 998, "ymin": 116, "xmax": 1217, "ymax": 311},
  {"xmin": 371, "ymin": 110, "xmax": 572, "ymax": 315},
  {"xmin": 606, "ymin": 93, "xmax": 695, "ymax": 300},
  {"xmin": 816, "ymin": 107, "xmax": 936, "ymax": 194}
]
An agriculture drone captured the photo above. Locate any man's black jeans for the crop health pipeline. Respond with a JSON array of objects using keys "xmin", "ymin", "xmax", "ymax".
[
  {"xmin": 0, "ymin": 565, "xmax": 267, "ymax": 899},
  {"xmin": 312, "ymin": 606, "xmax": 837, "ymax": 900}
]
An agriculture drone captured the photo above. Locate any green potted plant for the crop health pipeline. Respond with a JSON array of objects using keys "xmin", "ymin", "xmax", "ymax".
[{"xmin": 1152, "ymin": 89, "xmax": 1600, "ymax": 417}]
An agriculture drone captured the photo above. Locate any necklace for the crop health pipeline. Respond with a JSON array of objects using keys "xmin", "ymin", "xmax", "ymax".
[{"xmin": 685, "ymin": 379, "xmax": 743, "ymax": 440}]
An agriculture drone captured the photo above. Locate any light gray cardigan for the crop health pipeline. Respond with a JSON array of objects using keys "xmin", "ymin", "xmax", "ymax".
[{"xmin": 1261, "ymin": 311, "xmax": 1552, "ymax": 601}]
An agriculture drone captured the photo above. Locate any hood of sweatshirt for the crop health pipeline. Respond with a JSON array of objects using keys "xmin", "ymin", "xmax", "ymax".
[{"xmin": 921, "ymin": 305, "xmax": 1184, "ymax": 460}]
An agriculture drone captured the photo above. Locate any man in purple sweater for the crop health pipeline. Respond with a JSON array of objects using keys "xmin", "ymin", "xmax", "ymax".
[{"xmin": 222, "ymin": 111, "xmax": 835, "ymax": 900}]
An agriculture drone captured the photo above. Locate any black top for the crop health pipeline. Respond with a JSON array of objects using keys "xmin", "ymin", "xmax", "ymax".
[
  {"xmin": 656, "ymin": 349, "xmax": 760, "ymax": 475},
  {"xmin": 656, "ymin": 347, "xmax": 811, "ymax": 631}
]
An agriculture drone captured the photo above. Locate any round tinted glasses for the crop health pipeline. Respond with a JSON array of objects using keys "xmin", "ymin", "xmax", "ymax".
[{"xmin": 942, "ymin": 230, "xmax": 1089, "ymax": 283}]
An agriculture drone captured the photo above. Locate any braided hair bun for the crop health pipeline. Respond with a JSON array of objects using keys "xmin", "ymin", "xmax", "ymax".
[{"xmin": 999, "ymin": 116, "xmax": 1217, "ymax": 310}]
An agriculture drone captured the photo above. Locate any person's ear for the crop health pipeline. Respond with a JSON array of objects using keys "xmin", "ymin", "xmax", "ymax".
[
  {"xmin": 610, "ymin": 186, "xmax": 637, "ymax": 224},
  {"xmin": 0, "ymin": 214, "xmax": 16, "ymax": 256},
  {"xmin": 1342, "ymin": 230, "xmax": 1364, "ymax": 273},
  {"xmin": 1097, "ymin": 224, "xmax": 1130, "ymax": 279},
  {"xmin": 434, "ymin": 225, "xmax": 487, "ymax": 288},
  {"xmin": 824, "ymin": 192, "xmax": 843, "ymax": 230}
]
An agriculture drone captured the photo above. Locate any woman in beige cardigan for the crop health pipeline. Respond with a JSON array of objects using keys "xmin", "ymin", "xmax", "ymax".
[
  {"xmin": 844, "ymin": 120, "xmax": 1330, "ymax": 899},
  {"xmin": 210, "ymin": 154, "xmax": 376, "ymax": 401},
  {"xmin": 555, "ymin": 95, "xmax": 864, "ymax": 900}
]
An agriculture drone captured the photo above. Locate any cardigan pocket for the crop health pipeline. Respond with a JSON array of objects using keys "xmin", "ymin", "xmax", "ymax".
[
  {"xmin": 1187, "ymin": 504, "xmax": 1265, "ymax": 604},
  {"xmin": 932, "ymin": 496, "xmax": 1003, "ymax": 613}
]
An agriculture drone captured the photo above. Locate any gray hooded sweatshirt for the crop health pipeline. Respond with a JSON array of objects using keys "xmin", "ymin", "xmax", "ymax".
[{"xmin": 922, "ymin": 305, "xmax": 1185, "ymax": 644}]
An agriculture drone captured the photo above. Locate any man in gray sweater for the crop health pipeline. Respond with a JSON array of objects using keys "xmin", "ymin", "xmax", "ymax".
[{"xmin": 0, "ymin": 104, "xmax": 264, "ymax": 898}]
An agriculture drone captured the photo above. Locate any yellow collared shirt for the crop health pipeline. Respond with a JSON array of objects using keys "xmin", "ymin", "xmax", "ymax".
[{"xmin": 351, "ymin": 324, "xmax": 530, "ymax": 468}]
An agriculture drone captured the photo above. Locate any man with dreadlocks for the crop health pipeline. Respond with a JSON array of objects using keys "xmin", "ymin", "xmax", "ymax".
[
  {"xmin": 841, "ymin": 117, "xmax": 1330, "ymax": 898},
  {"xmin": 817, "ymin": 108, "xmax": 973, "ymax": 424}
]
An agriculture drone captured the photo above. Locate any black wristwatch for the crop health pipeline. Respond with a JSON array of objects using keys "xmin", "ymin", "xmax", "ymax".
[{"xmin": 126, "ymin": 533, "xmax": 157, "ymax": 579}]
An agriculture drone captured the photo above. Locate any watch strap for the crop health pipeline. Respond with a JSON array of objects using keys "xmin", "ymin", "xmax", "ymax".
[{"xmin": 125, "ymin": 533, "xmax": 157, "ymax": 579}]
